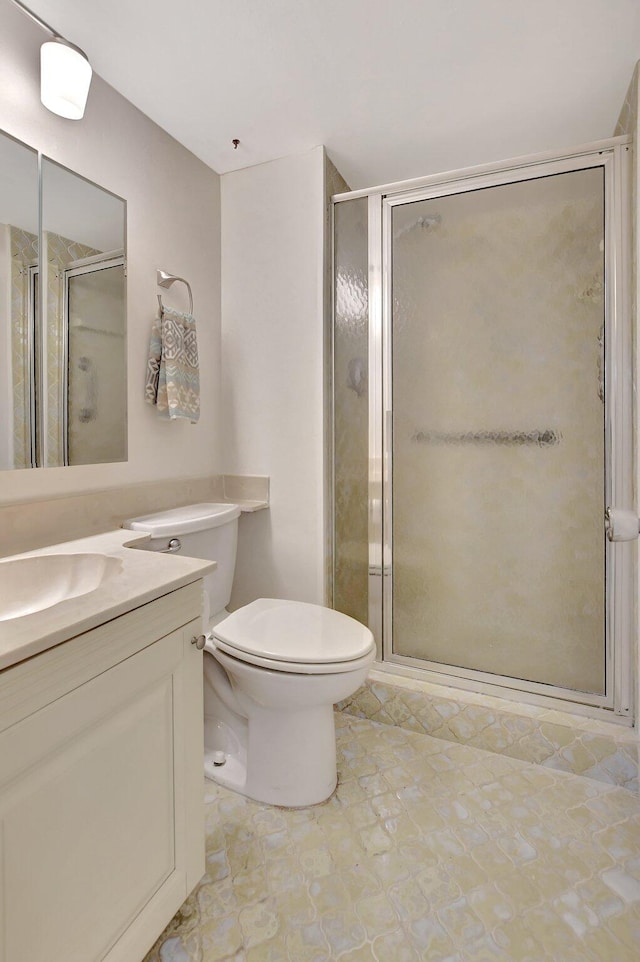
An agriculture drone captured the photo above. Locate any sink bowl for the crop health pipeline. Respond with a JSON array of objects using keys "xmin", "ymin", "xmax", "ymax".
[{"xmin": 0, "ymin": 553, "xmax": 122, "ymax": 622}]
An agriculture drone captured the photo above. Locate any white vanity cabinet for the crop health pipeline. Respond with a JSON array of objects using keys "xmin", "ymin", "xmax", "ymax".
[{"xmin": 0, "ymin": 581, "xmax": 205, "ymax": 962}]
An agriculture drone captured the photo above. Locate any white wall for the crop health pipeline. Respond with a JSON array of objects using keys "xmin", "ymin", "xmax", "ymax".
[
  {"xmin": 0, "ymin": 224, "xmax": 12, "ymax": 470},
  {"xmin": 221, "ymin": 148, "xmax": 326, "ymax": 607},
  {"xmin": 0, "ymin": 3, "xmax": 221, "ymax": 504}
]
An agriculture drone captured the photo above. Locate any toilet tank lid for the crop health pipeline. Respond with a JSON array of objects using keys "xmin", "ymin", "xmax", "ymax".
[
  {"xmin": 213, "ymin": 599, "xmax": 375, "ymax": 665},
  {"xmin": 123, "ymin": 502, "xmax": 241, "ymax": 537}
]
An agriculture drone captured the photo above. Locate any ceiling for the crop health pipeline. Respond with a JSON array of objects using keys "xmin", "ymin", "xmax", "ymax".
[{"xmin": 22, "ymin": 0, "xmax": 640, "ymax": 189}]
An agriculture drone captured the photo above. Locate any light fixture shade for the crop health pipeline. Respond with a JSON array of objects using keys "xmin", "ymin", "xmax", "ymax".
[{"xmin": 40, "ymin": 39, "xmax": 92, "ymax": 120}]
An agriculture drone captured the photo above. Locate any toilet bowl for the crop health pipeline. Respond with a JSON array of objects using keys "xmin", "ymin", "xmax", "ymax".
[
  {"xmin": 205, "ymin": 598, "xmax": 375, "ymax": 806},
  {"xmin": 123, "ymin": 504, "xmax": 375, "ymax": 807}
]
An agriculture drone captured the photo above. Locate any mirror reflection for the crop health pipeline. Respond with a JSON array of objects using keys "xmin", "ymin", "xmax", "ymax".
[
  {"xmin": 0, "ymin": 128, "xmax": 127, "ymax": 469},
  {"xmin": 41, "ymin": 158, "xmax": 126, "ymax": 466},
  {"xmin": 0, "ymin": 132, "xmax": 39, "ymax": 470}
]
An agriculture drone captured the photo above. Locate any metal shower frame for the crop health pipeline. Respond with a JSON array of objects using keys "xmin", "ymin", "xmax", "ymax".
[{"xmin": 332, "ymin": 136, "xmax": 634, "ymax": 721}]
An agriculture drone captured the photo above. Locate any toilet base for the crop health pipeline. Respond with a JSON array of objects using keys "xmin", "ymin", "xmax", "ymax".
[
  {"xmin": 204, "ymin": 749, "xmax": 247, "ymax": 793},
  {"xmin": 203, "ymin": 709, "xmax": 248, "ymax": 791},
  {"xmin": 249, "ymin": 702, "xmax": 338, "ymax": 807},
  {"xmin": 204, "ymin": 638, "xmax": 374, "ymax": 808},
  {"xmin": 205, "ymin": 700, "xmax": 338, "ymax": 807}
]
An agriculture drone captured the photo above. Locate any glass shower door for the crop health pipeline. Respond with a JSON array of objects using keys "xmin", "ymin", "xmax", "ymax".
[
  {"xmin": 65, "ymin": 259, "xmax": 126, "ymax": 465},
  {"xmin": 385, "ymin": 161, "xmax": 623, "ymax": 700}
]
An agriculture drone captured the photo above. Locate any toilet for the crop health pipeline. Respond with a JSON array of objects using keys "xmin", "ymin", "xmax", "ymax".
[{"xmin": 123, "ymin": 503, "xmax": 375, "ymax": 807}]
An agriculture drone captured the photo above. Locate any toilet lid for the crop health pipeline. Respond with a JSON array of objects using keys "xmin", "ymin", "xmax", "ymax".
[
  {"xmin": 123, "ymin": 502, "xmax": 240, "ymax": 538},
  {"xmin": 212, "ymin": 598, "xmax": 375, "ymax": 666}
]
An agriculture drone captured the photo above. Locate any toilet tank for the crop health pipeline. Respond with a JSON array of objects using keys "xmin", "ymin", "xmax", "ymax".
[{"xmin": 123, "ymin": 503, "xmax": 241, "ymax": 623}]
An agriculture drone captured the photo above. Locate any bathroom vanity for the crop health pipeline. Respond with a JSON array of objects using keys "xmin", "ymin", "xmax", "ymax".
[{"xmin": 0, "ymin": 531, "xmax": 213, "ymax": 962}]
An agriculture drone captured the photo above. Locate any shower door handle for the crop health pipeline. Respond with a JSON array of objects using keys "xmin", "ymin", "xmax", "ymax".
[{"xmin": 605, "ymin": 507, "xmax": 640, "ymax": 542}]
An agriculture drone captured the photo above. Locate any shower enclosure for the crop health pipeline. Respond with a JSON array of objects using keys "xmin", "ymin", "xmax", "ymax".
[
  {"xmin": 331, "ymin": 138, "xmax": 633, "ymax": 718},
  {"xmin": 29, "ymin": 251, "xmax": 126, "ymax": 466}
]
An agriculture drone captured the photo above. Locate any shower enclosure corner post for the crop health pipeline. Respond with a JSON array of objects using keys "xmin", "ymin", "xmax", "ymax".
[
  {"xmin": 367, "ymin": 193, "xmax": 384, "ymax": 659},
  {"xmin": 327, "ymin": 194, "xmax": 336, "ymax": 611},
  {"xmin": 608, "ymin": 142, "xmax": 635, "ymax": 719}
]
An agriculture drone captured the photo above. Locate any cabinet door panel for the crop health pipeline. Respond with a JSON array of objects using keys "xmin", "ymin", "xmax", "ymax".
[{"xmin": 0, "ymin": 631, "xmax": 182, "ymax": 962}]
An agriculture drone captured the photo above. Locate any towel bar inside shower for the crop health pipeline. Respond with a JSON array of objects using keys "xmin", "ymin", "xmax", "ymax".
[{"xmin": 411, "ymin": 429, "xmax": 561, "ymax": 446}]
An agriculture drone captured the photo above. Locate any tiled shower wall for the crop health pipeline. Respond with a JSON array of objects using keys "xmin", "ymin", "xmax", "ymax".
[
  {"xmin": 44, "ymin": 230, "xmax": 100, "ymax": 466},
  {"xmin": 9, "ymin": 225, "xmax": 37, "ymax": 468},
  {"xmin": 6, "ymin": 226, "xmax": 100, "ymax": 468}
]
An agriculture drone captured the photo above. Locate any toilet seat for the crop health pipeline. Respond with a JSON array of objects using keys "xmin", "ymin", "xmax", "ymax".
[
  {"xmin": 211, "ymin": 598, "xmax": 376, "ymax": 675},
  {"xmin": 209, "ymin": 638, "xmax": 376, "ymax": 674}
]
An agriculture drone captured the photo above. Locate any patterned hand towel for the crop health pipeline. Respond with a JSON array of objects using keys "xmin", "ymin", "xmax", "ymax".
[{"xmin": 145, "ymin": 306, "xmax": 200, "ymax": 422}]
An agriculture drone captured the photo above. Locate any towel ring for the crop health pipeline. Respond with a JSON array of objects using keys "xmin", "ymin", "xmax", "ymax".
[{"xmin": 156, "ymin": 269, "xmax": 194, "ymax": 315}]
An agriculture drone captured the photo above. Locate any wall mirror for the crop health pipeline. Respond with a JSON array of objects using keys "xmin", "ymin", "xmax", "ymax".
[
  {"xmin": 0, "ymin": 128, "xmax": 127, "ymax": 469},
  {"xmin": 0, "ymin": 131, "xmax": 38, "ymax": 470}
]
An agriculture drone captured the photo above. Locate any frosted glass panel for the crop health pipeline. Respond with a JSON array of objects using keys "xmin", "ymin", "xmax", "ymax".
[
  {"xmin": 333, "ymin": 198, "xmax": 369, "ymax": 624},
  {"xmin": 67, "ymin": 264, "xmax": 126, "ymax": 465},
  {"xmin": 391, "ymin": 168, "xmax": 606, "ymax": 693}
]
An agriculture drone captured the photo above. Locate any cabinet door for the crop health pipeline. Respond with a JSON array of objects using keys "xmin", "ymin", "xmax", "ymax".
[{"xmin": 0, "ymin": 621, "xmax": 204, "ymax": 962}]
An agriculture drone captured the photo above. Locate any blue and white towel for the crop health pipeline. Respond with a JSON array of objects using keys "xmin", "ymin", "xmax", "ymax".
[{"xmin": 145, "ymin": 306, "xmax": 200, "ymax": 422}]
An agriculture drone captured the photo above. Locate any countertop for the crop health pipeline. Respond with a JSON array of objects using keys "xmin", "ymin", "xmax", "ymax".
[
  {"xmin": 233, "ymin": 499, "xmax": 269, "ymax": 512},
  {"xmin": 0, "ymin": 529, "xmax": 215, "ymax": 672}
]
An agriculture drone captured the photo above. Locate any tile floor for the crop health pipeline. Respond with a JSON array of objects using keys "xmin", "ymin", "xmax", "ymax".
[
  {"xmin": 339, "ymin": 672, "xmax": 639, "ymax": 792},
  {"xmin": 144, "ymin": 714, "xmax": 640, "ymax": 962}
]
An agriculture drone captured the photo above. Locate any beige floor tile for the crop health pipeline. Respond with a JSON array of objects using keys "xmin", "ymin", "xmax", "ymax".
[
  {"xmin": 309, "ymin": 874, "xmax": 353, "ymax": 916},
  {"xmin": 283, "ymin": 922, "xmax": 330, "ymax": 962},
  {"xmin": 371, "ymin": 926, "xmax": 421, "ymax": 961},
  {"xmin": 320, "ymin": 910, "xmax": 367, "ymax": 956},
  {"xmin": 232, "ymin": 865, "xmax": 268, "ymax": 906},
  {"xmin": 339, "ymin": 861, "xmax": 382, "ymax": 902},
  {"xmin": 245, "ymin": 938, "xmax": 289, "ymax": 962},
  {"xmin": 437, "ymin": 895, "xmax": 486, "ymax": 944},
  {"xmin": 494, "ymin": 871, "xmax": 543, "ymax": 911},
  {"xmin": 197, "ymin": 877, "xmax": 237, "ymax": 920},
  {"xmin": 355, "ymin": 891, "xmax": 399, "ymax": 939},
  {"xmin": 268, "ymin": 878, "xmax": 312, "ymax": 919},
  {"xmin": 200, "ymin": 912, "xmax": 243, "ymax": 960},
  {"xmin": 492, "ymin": 916, "xmax": 545, "ymax": 962},
  {"xmin": 359, "ymin": 822, "xmax": 394, "ymax": 855},
  {"xmin": 580, "ymin": 925, "xmax": 631, "ymax": 962},
  {"xmin": 467, "ymin": 881, "xmax": 516, "ymax": 930},
  {"xmin": 299, "ymin": 845, "xmax": 334, "ymax": 879},
  {"xmin": 388, "ymin": 876, "xmax": 430, "ymax": 922},
  {"xmin": 443, "ymin": 854, "xmax": 489, "ymax": 894},
  {"xmin": 144, "ymin": 714, "xmax": 640, "ymax": 962},
  {"xmin": 408, "ymin": 915, "xmax": 459, "ymax": 957},
  {"xmin": 264, "ymin": 855, "xmax": 305, "ymax": 897},
  {"xmin": 238, "ymin": 898, "xmax": 280, "ymax": 948}
]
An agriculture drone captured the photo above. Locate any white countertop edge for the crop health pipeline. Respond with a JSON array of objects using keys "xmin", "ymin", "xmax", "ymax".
[{"xmin": 0, "ymin": 529, "xmax": 215, "ymax": 672}]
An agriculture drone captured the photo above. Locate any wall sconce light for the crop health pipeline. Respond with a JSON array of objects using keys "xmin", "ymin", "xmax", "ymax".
[
  {"xmin": 11, "ymin": 1, "xmax": 93, "ymax": 120},
  {"xmin": 40, "ymin": 38, "xmax": 92, "ymax": 120}
]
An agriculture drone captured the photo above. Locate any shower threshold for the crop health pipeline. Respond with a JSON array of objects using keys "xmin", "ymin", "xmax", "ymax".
[{"xmin": 336, "ymin": 665, "xmax": 638, "ymax": 794}]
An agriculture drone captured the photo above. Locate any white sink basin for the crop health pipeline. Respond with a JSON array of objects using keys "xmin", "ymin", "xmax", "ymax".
[{"xmin": 0, "ymin": 553, "xmax": 122, "ymax": 622}]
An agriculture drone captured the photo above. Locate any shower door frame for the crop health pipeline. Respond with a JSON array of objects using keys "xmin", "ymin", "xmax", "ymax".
[
  {"xmin": 62, "ymin": 250, "xmax": 125, "ymax": 465},
  {"xmin": 339, "ymin": 137, "xmax": 633, "ymax": 720}
]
